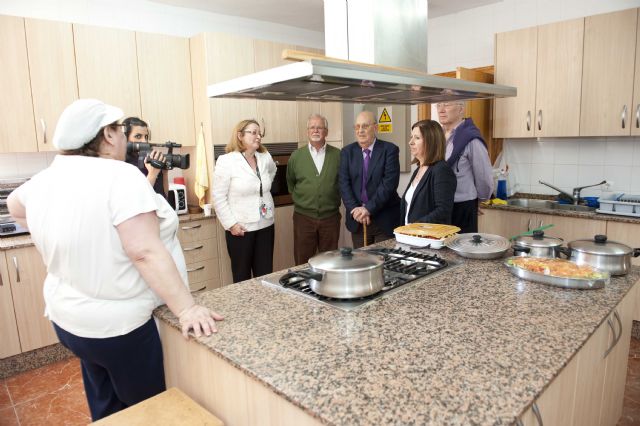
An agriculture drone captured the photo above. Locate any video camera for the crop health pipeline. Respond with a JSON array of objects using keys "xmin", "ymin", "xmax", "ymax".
[{"xmin": 126, "ymin": 141, "xmax": 190, "ymax": 170}]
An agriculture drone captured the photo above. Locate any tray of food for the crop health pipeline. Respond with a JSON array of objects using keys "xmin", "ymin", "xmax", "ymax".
[
  {"xmin": 504, "ymin": 256, "xmax": 609, "ymax": 289},
  {"xmin": 393, "ymin": 223, "xmax": 460, "ymax": 249}
]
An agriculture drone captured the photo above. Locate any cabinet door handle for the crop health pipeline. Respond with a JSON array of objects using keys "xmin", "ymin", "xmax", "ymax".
[
  {"xmin": 604, "ymin": 317, "xmax": 617, "ymax": 358},
  {"xmin": 622, "ymin": 105, "xmax": 628, "ymax": 129},
  {"xmin": 181, "ymin": 224, "xmax": 202, "ymax": 230},
  {"xmin": 183, "ymin": 245, "xmax": 204, "ymax": 252},
  {"xmin": 636, "ymin": 104, "xmax": 640, "ymax": 129},
  {"xmin": 532, "ymin": 402, "xmax": 543, "ymax": 426},
  {"xmin": 613, "ymin": 310, "xmax": 623, "ymax": 348},
  {"xmin": 538, "ymin": 219, "xmax": 543, "ymax": 228},
  {"xmin": 12, "ymin": 257, "xmax": 20, "ymax": 283},
  {"xmin": 537, "ymin": 110, "xmax": 542, "ymax": 131},
  {"xmin": 527, "ymin": 219, "xmax": 532, "ymax": 231},
  {"xmin": 526, "ymin": 110, "xmax": 531, "ymax": 131},
  {"xmin": 187, "ymin": 265, "xmax": 205, "ymax": 273},
  {"xmin": 40, "ymin": 119, "xmax": 47, "ymax": 144}
]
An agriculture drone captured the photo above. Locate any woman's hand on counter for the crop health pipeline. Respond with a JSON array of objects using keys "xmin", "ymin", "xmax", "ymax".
[{"xmin": 178, "ymin": 304, "xmax": 224, "ymax": 339}]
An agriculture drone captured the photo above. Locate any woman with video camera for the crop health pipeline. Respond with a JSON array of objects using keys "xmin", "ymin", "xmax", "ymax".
[
  {"xmin": 7, "ymin": 99, "xmax": 224, "ymax": 421},
  {"xmin": 212, "ymin": 119, "xmax": 277, "ymax": 283},
  {"xmin": 123, "ymin": 117, "xmax": 169, "ymax": 197}
]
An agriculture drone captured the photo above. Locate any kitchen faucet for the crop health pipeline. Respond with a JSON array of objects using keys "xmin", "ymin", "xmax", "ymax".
[{"xmin": 538, "ymin": 180, "xmax": 607, "ymax": 205}]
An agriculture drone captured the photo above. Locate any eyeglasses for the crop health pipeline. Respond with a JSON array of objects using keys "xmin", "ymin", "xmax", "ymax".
[
  {"xmin": 113, "ymin": 123, "xmax": 127, "ymax": 133},
  {"xmin": 242, "ymin": 129, "xmax": 262, "ymax": 136},
  {"xmin": 308, "ymin": 126, "xmax": 326, "ymax": 131},
  {"xmin": 354, "ymin": 123, "xmax": 374, "ymax": 131}
]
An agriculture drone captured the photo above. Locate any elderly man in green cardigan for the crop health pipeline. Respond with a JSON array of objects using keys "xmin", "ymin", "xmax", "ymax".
[{"xmin": 286, "ymin": 114, "xmax": 341, "ymax": 265}]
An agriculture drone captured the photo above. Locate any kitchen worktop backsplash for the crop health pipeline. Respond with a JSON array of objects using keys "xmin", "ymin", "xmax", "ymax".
[
  {"xmin": 0, "ymin": 151, "xmax": 184, "ymax": 182},
  {"xmin": 503, "ymin": 137, "xmax": 640, "ymax": 199}
]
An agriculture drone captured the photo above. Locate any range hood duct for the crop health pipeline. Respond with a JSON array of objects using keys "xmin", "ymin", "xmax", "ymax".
[{"xmin": 207, "ymin": 0, "xmax": 516, "ymax": 104}]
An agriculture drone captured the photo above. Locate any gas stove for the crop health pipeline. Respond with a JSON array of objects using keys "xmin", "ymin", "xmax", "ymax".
[{"xmin": 262, "ymin": 247, "xmax": 459, "ymax": 311}]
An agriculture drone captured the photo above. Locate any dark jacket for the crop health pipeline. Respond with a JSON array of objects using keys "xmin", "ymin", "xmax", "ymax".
[
  {"xmin": 400, "ymin": 160, "xmax": 457, "ymax": 225},
  {"xmin": 339, "ymin": 139, "xmax": 401, "ymax": 236}
]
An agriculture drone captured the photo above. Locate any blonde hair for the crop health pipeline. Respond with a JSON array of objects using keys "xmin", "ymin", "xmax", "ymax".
[{"xmin": 225, "ymin": 119, "xmax": 267, "ymax": 154}]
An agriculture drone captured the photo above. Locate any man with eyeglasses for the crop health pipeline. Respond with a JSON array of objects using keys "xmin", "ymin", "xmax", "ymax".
[
  {"xmin": 339, "ymin": 110, "xmax": 400, "ymax": 248},
  {"xmin": 437, "ymin": 101, "xmax": 493, "ymax": 234},
  {"xmin": 286, "ymin": 114, "xmax": 341, "ymax": 264}
]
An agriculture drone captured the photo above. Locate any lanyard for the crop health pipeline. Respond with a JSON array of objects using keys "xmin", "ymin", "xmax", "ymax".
[{"xmin": 243, "ymin": 154, "xmax": 263, "ymax": 197}]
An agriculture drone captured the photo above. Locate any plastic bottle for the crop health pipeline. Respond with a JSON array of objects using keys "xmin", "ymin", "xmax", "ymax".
[{"xmin": 496, "ymin": 171, "xmax": 508, "ymax": 200}]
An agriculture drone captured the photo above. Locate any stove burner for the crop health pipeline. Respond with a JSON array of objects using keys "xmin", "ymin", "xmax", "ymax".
[{"xmin": 270, "ymin": 247, "xmax": 453, "ymax": 311}]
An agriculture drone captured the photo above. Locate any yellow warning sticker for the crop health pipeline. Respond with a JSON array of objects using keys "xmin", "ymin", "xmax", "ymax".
[{"xmin": 378, "ymin": 107, "xmax": 392, "ymax": 133}]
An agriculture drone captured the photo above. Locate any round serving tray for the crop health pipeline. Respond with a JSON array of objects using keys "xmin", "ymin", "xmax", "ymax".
[{"xmin": 503, "ymin": 256, "xmax": 609, "ymax": 290}]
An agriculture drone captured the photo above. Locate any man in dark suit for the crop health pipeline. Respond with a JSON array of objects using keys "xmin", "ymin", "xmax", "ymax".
[{"xmin": 339, "ymin": 110, "xmax": 401, "ymax": 248}]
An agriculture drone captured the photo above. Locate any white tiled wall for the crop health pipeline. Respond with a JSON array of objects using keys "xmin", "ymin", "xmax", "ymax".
[{"xmin": 503, "ymin": 138, "xmax": 640, "ymax": 198}]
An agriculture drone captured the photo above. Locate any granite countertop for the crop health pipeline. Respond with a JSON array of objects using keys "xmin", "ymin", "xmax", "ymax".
[
  {"xmin": 155, "ymin": 240, "xmax": 640, "ymax": 425},
  {"xmin": 482, "ymin": 193, "xmax": 640, "ymax": 224},
  {"xmin": 0, "ymin": 214, "xmax": 215, "ymax": 250}
]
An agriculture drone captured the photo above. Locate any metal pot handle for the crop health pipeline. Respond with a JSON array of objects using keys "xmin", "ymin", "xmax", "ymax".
[
  {"xmin": 512, "ymin": 246, "xmax": 530, "ymax": 255},
  {"xmin": 279, "ymin": 270, "xmax": 323, "ymax": 287},
  {"xmin": 555, "ymin": 247, "xmax": 571, "ymax": 258},
  {"xmin": 633, "ymin": 248, "xmax": 640, "ymax": 258}
]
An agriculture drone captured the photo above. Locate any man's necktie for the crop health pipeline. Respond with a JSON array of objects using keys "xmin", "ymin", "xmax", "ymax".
[{"xmin": 360, "ymin": 148, "xmax": 371, "ymax": 203}]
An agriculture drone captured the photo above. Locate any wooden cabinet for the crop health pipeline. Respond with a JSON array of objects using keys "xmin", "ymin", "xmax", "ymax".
[
  {"xmin": 605, "ymin": 221, "xmax": 640, "ymax": 266},
  {"xmin": 24, "ymin": 18, "xmax": 78, "ymax": 152},
  {"xmin": 0, "ymin": 251, "xmax": 21, "ymax": 359},
  {"xmin": 73, "ymin": 24, "xmax": 142, "ymax": 118},
  {"xmin": 177, "ymin": 218, "xmax": 220, "ymax": 291},
  {"xmin": 494, "ymin": 19, "xmax": 584, "ymax": 138},
  {"xmin": 273, "ymin": 205, "xmax": 295, "ymax": 272},
  {"xmin": 517, "ymin": 286, "xmax": 637, "ymax": 426},
  {"xmin": 137, "ymin": 32, "xmax": 196, "ymax": 146},
  {"xmin": 493, "ymin": 27, "xmax": 537, "ymax": 138},
  {"xmin": 478, "ymin": 208, "xmax": 606, "ymax": 242},
  {"xmin": 254, "ymin": 40, "xmax": 298, "ymax": 144},
  {"xmin": 0, "ymin": 15, "xmax": 38, "ymax": 153},
  {"xmin": 580, "ymin": 9, "xmax": 638, "ymax": 136},
  {"xmin": 3, "ymin": 246, "xmax": 58, "ymax": 353},
  {"xmin": 633, "ymin": 9, "xmax": 640, "ymax": 136}
]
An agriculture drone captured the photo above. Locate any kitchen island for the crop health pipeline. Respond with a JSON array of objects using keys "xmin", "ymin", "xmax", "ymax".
[{"xmin": 155, "ymin": 240, "xmax": 640, "ymax": 425}]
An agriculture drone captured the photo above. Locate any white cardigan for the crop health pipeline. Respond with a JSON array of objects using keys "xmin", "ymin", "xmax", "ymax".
[{"xmin": 212, "ymin": 151, "xmax": 277, "ymax": 231}]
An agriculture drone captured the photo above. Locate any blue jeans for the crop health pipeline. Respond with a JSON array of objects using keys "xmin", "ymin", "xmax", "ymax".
[{"xmin": 53, "ymin": 317, "xmax": 166, "ymax": 421}]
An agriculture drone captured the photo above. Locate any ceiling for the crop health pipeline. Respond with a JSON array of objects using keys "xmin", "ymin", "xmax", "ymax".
[{"xmin": 151, "ymin": 0, "xmax": 502, "ymax": 32}]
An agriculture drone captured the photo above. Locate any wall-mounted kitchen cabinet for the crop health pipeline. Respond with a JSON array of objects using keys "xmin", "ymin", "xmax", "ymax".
[
  {"xmin": 137, "ymin": 32, "xmax": 196, "ymax": 146},
  {"xmin": 633, "ymin": 9, "xmax": 640, "ymax": 136},
  {"xmin": 25, "ymin": 18, "xmax": 78, "ymax": 152},
  {"xmin": 255, "ymin": 40, "xmax": 298, "ymax": 144},
  {"xmin": 0, "ymin": 15, "xmax": 38, "ymax": 153},
  {"xmin": 74, "ymin": 24, "xmax": 142, "ymax": 118},
  {"xmin": 580, "ymin": 8, "xmax": 638, "ymax": 136},
  {"xmin": 494, "ymin": 18, "xmax": 584, "ymax": 138}
]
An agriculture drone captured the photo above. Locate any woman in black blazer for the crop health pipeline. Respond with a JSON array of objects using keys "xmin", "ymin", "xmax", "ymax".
[{"xmin": 400, "ymin": 120, "xmax": 457, "ymax": 225}]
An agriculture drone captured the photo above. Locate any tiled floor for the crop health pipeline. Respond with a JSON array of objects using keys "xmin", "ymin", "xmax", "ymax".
[{"xmin": 1, "ymin": 340, "xmax": 640, "ymax": 425}]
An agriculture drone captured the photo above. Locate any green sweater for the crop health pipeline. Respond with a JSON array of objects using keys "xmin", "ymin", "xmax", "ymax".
[{"xmin": 286, "ymin": 144, "xmax": 341, "ymax": 219}]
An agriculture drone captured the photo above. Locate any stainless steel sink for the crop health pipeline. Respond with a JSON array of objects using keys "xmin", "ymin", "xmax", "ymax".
[
  {"xmin": 506, "ymin": 199, "xmax": 555, "ymax": 209},
  {"xmin": 506, "ymin": 198, "xmax": 596, "ymax": 212},
  {"xmin": 552, "ymin": 203, "xmax": 596, "ymax": 212}
]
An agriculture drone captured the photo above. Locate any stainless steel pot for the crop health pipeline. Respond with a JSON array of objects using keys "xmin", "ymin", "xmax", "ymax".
[
  {"xmin": 281, "ymin": 248, "xmax": 385, "ymax": 298},
  {"xmin": 563, "ymin": 235, "xmax": 640, "ymax": 276},
  {"xmin": 446, "ymin": 233, "xmax": 511, "ymax": 259},
  {"xmin": 512, "ymin": 230, "xmax": 564, "ymax": 258}
]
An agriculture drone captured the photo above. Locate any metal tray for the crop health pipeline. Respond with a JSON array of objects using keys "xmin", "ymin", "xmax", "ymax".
[{"xmin": 503, "ymin": 256, "xmax": 609, "ymax": 290}]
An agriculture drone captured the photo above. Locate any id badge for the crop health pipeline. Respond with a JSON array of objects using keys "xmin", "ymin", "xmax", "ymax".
[{"xmin": 260, "ymin": 202, "xmax": 267, "ymax": 218}]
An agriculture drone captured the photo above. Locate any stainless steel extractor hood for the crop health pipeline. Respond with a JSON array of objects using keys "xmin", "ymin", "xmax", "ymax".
[{"xmin": 207, "ymin": 0, "xmax": 516, "ymax": 104}]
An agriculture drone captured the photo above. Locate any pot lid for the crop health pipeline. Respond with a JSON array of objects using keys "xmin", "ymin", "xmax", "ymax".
[
  {"xmin": 513, "ymin": 230, "xmax": 564, "ymax": 248},
  {"xmin": 568, "ymin": 235, "xmax": 632, "ymax": 256},
  {"xmin": 309, "ymin": 248, "xmax": 384, "ymax": 272},
  {"xmin": 447, "ymin": 233, "xmax": 511, "ymax": 255}
]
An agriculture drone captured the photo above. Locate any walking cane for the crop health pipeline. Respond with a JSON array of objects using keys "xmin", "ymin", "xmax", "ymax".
[{"xmin": 363, "ymin": 222, "xmax": 368, "ymax": 247}]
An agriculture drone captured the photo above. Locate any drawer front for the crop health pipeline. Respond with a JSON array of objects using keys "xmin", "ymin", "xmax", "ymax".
[
  {"xmin": 182, "ymin": 238, "xmax": 218, "ymax": 264},
  {"xmin": 186, "ymin": 259, "xmax": 218, "ymax": 285},
  {"xmin": 189, "ymin": 278, "xmax": 222, "ymax": 293},
  {"xmin": 178, "ymin": 219, "xmax": 216, "ymax": 243}
]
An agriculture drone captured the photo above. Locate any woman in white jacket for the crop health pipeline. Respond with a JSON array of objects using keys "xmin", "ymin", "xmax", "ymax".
[{"xmin": 212, "ymin": 119, "xmax": 277, "ymax": 283}]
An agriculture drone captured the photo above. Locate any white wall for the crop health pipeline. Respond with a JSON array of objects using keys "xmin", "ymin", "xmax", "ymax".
[{"xmin": 426, "ymin": 0, "xmax": 640, "ymax": 200}]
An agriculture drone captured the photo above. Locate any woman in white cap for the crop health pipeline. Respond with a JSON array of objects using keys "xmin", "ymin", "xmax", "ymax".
[{"xmin": 7, "ymin": 99, "xmax": 223, "ymax": 421}]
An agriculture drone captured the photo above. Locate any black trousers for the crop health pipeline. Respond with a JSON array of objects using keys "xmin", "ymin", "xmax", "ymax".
[
  {"xmin": 452, "ymin": 199, "xmax": 479, "ymax": 234},
  {"xmin": 225, "ymin": 224, "xmax": 274, "ymax": 283},
  {"xmin": 351, "ymin": 220, "xmax": 392, "ymax": 248},
  {"xmin": 53, "ymin": 318, "xmax": 165, "ymax": 421}
]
